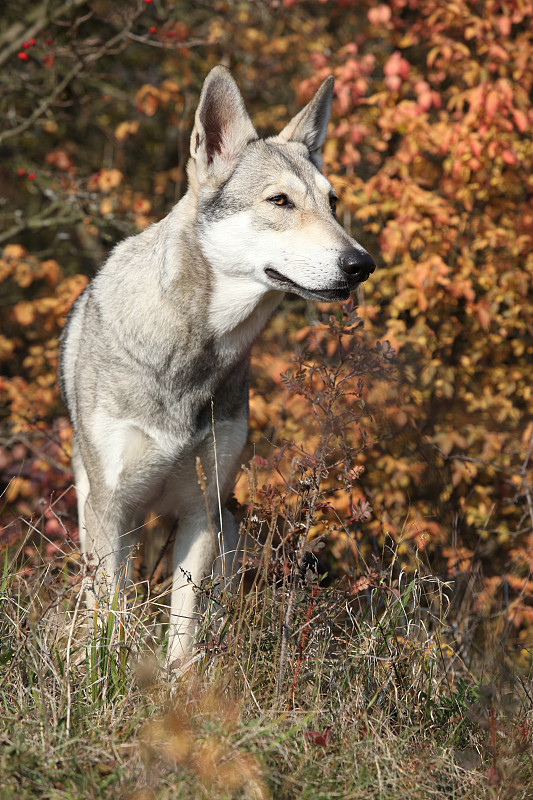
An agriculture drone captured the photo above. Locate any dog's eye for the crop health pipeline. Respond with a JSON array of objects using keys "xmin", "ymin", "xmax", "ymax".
[
  {"xmin": 269, "ymin": 194, "xmax": 291, "ymax": 207},
  {"xmin": 329, "ymin": 195, "xmax": 338, "ymax": 217}
]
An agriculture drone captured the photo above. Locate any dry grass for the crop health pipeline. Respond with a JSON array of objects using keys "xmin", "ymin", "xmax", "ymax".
[{"xmin": 1, "ymin": 522, "xmax": 532, "ymax": 800}]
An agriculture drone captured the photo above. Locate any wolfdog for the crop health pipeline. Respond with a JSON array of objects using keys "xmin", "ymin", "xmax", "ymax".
[{"xmin": 58, "ymin": 66, "xmax": 375, "ymax": 661}]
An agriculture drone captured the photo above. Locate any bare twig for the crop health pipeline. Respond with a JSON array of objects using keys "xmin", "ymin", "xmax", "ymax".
[
  {"xmin": 0, "ymin": 0, "xmax": 90, "ymax": 68},
  {"xmin": 0, "ymin": 212, "xmax": 84, "ymax": 246},
  {"xmin": 0, "ymin": 59, "xmax": 86, "ymax": 146},
  {"xmin": 0, "ymin": 6, "xmax": 143, "ymax": 146}
]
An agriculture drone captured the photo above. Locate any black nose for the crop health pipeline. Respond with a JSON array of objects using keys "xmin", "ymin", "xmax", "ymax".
[{"xmin": 338, "ymin": 248, "xmax": 376, "ymax": 282}]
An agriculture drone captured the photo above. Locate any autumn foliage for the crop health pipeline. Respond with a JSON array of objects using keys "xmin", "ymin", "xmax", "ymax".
[{"xmin": 1, "ymin": 0, "xmax": 532, "ymax": 652}]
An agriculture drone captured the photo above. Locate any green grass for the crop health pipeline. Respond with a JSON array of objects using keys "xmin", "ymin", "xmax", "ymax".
[{"xmin": 0, "ymin": 538, "xmax": 532, "ymax": 800}]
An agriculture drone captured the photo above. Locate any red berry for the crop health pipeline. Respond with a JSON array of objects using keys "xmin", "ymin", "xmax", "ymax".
[
  {"xmin": 149, "ymin": 26, "xmax": 157, "ymax": 33},
  {"xmin": 17, "ymin": 51, "xmax": 29, "ymax": 60},
  {"xmin": 28, "ymin": 173, "xmax": 35, "ymax": 180},
  {"xmin": 29, "ymin": 37, "xmax": 36, "ymax": 46},
  {"xmin": 144, "ymin": 0, "xmax": 153, "ymax": 4},
  {"xmin": 17, "ymin": 168, "xmax": 25, "ymax": 176},
  {"xmin": 23, "ymin": 41, "xmax": 30, "ymax": 49}
]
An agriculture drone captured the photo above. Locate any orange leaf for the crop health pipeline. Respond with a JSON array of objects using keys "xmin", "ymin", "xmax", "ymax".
[
  {"xmin": 476, "ymin": 303, "xmax": 491, "ymax": 329},
  {"xmin": 13, "ymin": 301, "xmax": 36, "ymax": 326},
  {"xmin": 136, "ymin": 84, "xmax": 162, "ymax": 117},
  {"xmin": 115, "ymin": 120, "xmax": 140, "ymax": 141},
  {"xmin": 512, "ymin": 108, "xmax": 528, "ymax": 133},
  {"xmin": 485, "ymin": 90, "xmax": 499, "ymax": 119},
  {"xmin": 100, "ymin": 197, "xmax": 114, "ymax": 215},
  {"xmin": 3, "ymin": 244, "xmax": 27, "ymax": 260},
  {"xmin": 97, "ymin": 168, "xmax": 123, "ymax": 193}
]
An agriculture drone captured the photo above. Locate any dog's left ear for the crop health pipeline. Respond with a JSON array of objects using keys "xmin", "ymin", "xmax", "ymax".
[
  {"xmin": 278, "ymin": 76, "xmax": 334, "ymax": 169},
  {"xmin": 191, "ymin": 66, "xmax": 257, "ymax": 181}
]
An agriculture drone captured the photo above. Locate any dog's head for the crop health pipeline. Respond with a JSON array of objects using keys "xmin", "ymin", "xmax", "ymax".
[{"xmin": 188, "ymin": 66, "xmax": 375, "ymax": 304}]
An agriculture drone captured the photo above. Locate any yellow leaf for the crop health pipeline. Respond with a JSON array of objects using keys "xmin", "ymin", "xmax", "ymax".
[
  {"xmin": 3, "ymin": 244, "xmax": 27, "ymax": 260},
  {"xmin": 97, "ymin": 169, "xmax": 123, "ymax": 193},
  {"xmin": 136, "ymin": 84, "xmax": 162, "ymax": 117},
  {"xmin": 115, "ymin": 120, "xmax": 139, "ymax": 141},
  {"xmin": 100, "ymin": 196, "xmax": 114, "ymax": 215},
  {"xmin": 13, "ymin": 301, "xmax": 36, "ymax": 326}
]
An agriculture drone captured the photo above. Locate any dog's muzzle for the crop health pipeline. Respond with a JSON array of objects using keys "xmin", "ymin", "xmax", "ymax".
[{"xmin": 338, "ymin": 248, "xmax": 376, "ymax": 284}]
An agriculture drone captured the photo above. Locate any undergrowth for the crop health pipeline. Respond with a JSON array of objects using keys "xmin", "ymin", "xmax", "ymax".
[
  {"xmin": 1, "ymin": 303, "xmax": 532, "ymax": 799},
  {"xmin": 0, "ymin": 536, "xmax": 532, "ymax": 800}
]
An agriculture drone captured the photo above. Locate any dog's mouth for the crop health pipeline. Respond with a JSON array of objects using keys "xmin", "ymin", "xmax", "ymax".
[{"xmin": 264, "ymin": 267, "xmax": 351, "ymax": 302}]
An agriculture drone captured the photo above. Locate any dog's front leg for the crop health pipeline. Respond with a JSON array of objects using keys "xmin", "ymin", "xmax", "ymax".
[
  {"xmin": 80, "ymin": 484, "xmax": 139, "ymax": 608},
  {"xmin": 168, "ymin": 509, "xmax": 218, "ymax": 660},
  {"xmin": 71, "ymin": 436, "xmax": 137, "ymax": 605},
  {"xmin": 168, "ymin": 507, "xmax": 241, "ymax": 662}
]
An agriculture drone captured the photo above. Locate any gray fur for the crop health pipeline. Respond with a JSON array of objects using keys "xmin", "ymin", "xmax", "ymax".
[{"xmin": 58, "ymin": 66, "xmax": 375, "ymax": 662}]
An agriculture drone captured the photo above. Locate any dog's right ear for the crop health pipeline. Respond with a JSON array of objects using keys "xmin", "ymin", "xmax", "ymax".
[{"xmin": 190, "ymin": 66, "xmax": 257, "ymax": 181}]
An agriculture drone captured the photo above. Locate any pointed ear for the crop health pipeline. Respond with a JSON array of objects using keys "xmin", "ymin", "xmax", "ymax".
[
  {"xmin": 190, "ymin": 66, "xmax": 257, "ymax": 180},
  {"xmin": 278, "ymin": 76, "xmax": 334, "ymax": 169}
]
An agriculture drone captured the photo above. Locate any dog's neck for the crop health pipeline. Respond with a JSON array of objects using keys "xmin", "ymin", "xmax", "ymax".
[
  {"xmin": 208, "ymin": 273, "xmax": 282, "ymax": 355},
  {"xmin": 158, "ymin": 191, "xmax": 283, "ymax": 358}
]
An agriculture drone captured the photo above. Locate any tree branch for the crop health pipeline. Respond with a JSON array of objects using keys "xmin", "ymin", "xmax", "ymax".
[
  {"xmin": 0, "ymin": 5, "xmax": 144, "ymax": 147},
  {"xmin": 0, "ymin": 0, "xmax": 90, "ymax": 69}
]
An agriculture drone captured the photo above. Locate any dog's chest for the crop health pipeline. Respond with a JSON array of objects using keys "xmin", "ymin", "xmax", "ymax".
[
  {"xmin": 89, "ymin": 347, "xmax": 249, "ymax": 492},
  {"xmin": 111, "ymin": 350, "xmax": 250, "ymax": 481}
]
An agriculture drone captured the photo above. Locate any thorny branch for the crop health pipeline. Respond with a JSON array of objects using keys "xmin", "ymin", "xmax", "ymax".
[
  {"xmin": 0, "ymin": 0, "xmax": 90, "ymax": 69},
  {"xmin": 0, "ymin": 7, "xmax": 144, "ymax": 147}
]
